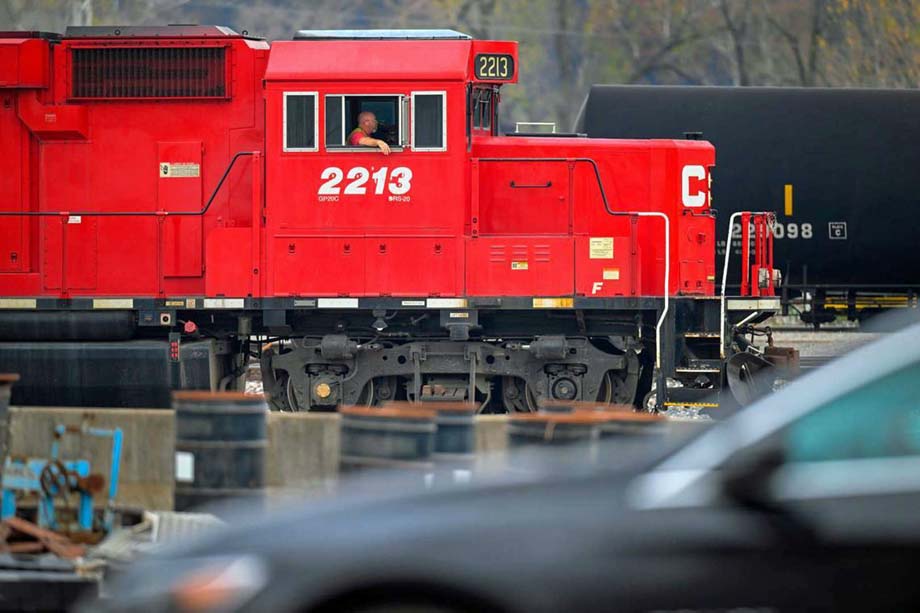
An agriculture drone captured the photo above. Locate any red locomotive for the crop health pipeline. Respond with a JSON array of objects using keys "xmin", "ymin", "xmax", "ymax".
[{"xmin": 0, "ymin": 26, "xmax": 778, "ymax": 411}]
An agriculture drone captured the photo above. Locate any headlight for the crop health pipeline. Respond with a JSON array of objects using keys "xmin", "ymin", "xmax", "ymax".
[{"xmin": 169, "ymin": 555, "xmax": 269, "ymax": 612}]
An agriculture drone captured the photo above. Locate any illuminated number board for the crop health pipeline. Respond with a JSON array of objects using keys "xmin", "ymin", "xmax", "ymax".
[{"xmin": 474, "ymin": 53, "xmax": 514, "ymax": 81}]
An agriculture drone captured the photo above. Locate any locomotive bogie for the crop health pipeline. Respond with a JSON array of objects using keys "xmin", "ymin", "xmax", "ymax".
[{"xmin": 256, "ymin": 305, "xmax": 648, "ymax": 411}]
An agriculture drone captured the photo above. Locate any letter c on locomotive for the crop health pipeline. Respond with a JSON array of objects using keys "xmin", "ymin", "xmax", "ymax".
[{"xmin": 681, "ymin": 165, "xmax": 706, "ymax": 208}]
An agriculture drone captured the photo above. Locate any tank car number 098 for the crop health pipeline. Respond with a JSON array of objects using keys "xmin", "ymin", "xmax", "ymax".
[
  {"xmin": 732, "ymin": 221, "xmax": 813, "ymax": 239},
  {"xmin": 317, "ymin": 166, "xmax": 413, "ymax": 199}
]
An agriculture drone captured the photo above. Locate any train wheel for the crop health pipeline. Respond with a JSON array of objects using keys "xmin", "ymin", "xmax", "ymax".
[
  {"xmin": 267, "ymin": 369, "xmax": 293, "ymax": 411},
  {"xmin": 501, "ymin": 376, "xmax": 530, "ymax": 412},
  {"xmin": 285, "ymin": 375, "xmax": 308, "ymax": 411},
  {"xmin": 260, "ymin": 343, "xmax": 295, "ymax": 411},
  {"xmin": 597, "ymin": 371, "xmax": 635, "ymax": 405},
  {"xmin": 369, "ymin": 375, "xmax": 399, "ymax": 405}
]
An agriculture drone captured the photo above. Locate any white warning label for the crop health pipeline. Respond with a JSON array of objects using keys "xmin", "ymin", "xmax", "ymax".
[
  {"xmin": 175, "ymin": 451, "xmax": 194, "ymax": 482},
  {"xmin": 589, "ymin": 237, "xmax": 614, "ymax": 259},
  {"xmin": 160, "ymin": 162, "xmax": 200, "ymax": 178}
]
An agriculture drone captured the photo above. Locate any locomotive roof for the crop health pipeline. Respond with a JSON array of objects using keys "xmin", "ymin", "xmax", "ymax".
[
  {"xmin": 294, "ymin": 29, "xmax": 471, "ymax": 40},
  {"xmin": 0, "ymin": 31, "xmax": 60, "ymax": 40},
  {"xmin": 63, "ymin": 25, "xmax": 243, "ymax": 38},
  {"xmin": 265, "ymin": 39, "xmax": 475, "ymax": 81}
]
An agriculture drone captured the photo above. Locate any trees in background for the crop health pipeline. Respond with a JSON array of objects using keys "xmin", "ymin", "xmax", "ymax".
[{"xmin": 2, "ymin": 0, "xmax": 918, "ymax": 129}]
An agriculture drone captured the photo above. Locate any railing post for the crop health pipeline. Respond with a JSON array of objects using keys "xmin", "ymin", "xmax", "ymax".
[
  {"xmin": 60, "ymin": 215, "xmax": 68, "ymax": 299},
  {"xmin": 765, "ymin": 214, "xmax": 775, "ymax": 296},
  {"xmin": 470, "ymin": 158, "xmax": 480, "ymax": 238},
  {"xmin": 752, "ymin": 214, "xmax": 762, "ymax": 297},
  {"xmin": 251, "ymin": 151, "xmax": 263, "ymax": 297},
  {"xmin": 740, "ymin": 211, "xmax": 751, "ymax": 296}
]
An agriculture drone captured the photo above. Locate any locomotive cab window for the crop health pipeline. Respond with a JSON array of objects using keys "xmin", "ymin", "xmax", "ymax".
[
  {"xmin": 325, "ymin": 95, "xmax": 406, "ymax": 151},
  {"xmin": 411, "ymin": 91, "xmax": 447, "ymax": 151},
  {"xmin": 283, "ymin": 92, "xmax": 318, "ymax": 152}
]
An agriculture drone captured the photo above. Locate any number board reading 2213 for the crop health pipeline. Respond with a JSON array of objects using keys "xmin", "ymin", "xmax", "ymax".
[{"xmin": 475, "ymin": 54, "xmax": 514, "ymax": 81}]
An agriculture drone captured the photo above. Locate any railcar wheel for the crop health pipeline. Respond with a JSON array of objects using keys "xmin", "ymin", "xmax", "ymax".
[
  {"xmin": 597, "ymin": 370, "xmax": 635, "ymax": 405},
  {"xmin": 355, "ymin": 378, "xmax": 375, "ymax": 406},
  {"xmin": 501, "ymin": 377, "xmax": 534, "ymax": 412},
  {"xmin": 283, "ymin": 376, "xmax": 380, "ymax": 411},
  {"xmin": 642, "ymin": 390, "xmax": 658, "ymax": 412},
  {"xmin": 369, "ymin": 376, "xmax": 399, "ymax": 404},
  {"xmin": 285, "ymin": 375, "xmax": 308, "ymax": 411},
  {"xmin": 261, "ymin": 342, "xmax": 296, "ymax": 411},
  {"xmin": 269, "ymin": 369, "xmax": 294, "ymax": 411}
]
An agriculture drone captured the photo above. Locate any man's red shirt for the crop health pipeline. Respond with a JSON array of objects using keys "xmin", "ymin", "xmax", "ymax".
[{"xmin": 349, "ymin": 128, "xmax": 367, "ymax": 146}]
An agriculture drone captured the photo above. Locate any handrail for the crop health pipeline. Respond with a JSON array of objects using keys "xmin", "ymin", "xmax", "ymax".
[
  {"xmin": 476, "ymin": 157, "xmax": 615, "ymax": 215},
  {"xmin": 621, "ymin": 212, "xmax": 669, "ymax": 371},
  {"xmin": 476, "ymin": 157, "xmax": 669, "ymax": 372},
  {"xmin": 0, "ymin": 151, "xmax": 256, "ymax": 217},
  {"xmin": 720, "ymin": 211, "xmax": 775, "ymax": 358}
]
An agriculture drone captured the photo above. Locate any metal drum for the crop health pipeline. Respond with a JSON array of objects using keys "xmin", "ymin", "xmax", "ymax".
[
  {"xmin": 594, "ymin": 411, "xmax": 669, "ymax": 468},
  {"xmin": 507, "ymin": 412, "xmax": 609, "ymax": 469},
  {"xmin": 599, "ymin": 412, "xmax": 667, "ymax": 439},
  {"xmin": 537, "ymin": 401, "xmax": 634, "ymax": 414},
  {"xmin": 0, "ymin": 374, "xmax": 19, "ymax": 461},
  {"xmin": 422, "ymin": 402, "xmax": 479, "ymax": 460},
  {"xmin": 173, "ymin": 391, "xmax": 267, "ymax": 512},
  {"xmin": 339, "ymin": 406, "xmax": 436, "ymax": 472},
  {"xmin": 508, "ymin": 412, "xmax": 607, "ymax": 446},
  {"xmin": 537, "ymin": 400, "xmax": 579, "ymax": 414}
]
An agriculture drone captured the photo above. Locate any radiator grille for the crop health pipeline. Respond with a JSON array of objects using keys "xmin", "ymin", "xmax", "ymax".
[{"xmin": 71, "ymin": 47, "xmax": 227, "ymax": 99}]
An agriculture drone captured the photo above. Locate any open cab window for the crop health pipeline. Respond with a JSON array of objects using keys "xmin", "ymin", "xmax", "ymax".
[
  {"xmin": 322, "ymin": 92, "xmax": 448, "ymax": 152},
  {"xmin": 283, "ymin": 92, "xmax": 318, "ymax": 152},
  {"xmin": 325, "ymin": 94, "xmax": 407, "ymax": 151}
]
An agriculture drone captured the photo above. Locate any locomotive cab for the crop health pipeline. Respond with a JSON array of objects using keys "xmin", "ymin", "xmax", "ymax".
[{"xmin": 262, "ymin": 30, "xmax": 514, "ymax": 298}]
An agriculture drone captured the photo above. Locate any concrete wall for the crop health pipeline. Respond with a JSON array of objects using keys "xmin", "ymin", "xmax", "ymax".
[
  {"xmin": 7, "ymin": 408, "xmax": 509, "ymax": 510},
  {"xmin": 9, "ymin": 407, "xmax": 174, "ymax": 511},
  {"xmin": 265, "ymin": 413, "xmax": 340, "ymax": 496}
]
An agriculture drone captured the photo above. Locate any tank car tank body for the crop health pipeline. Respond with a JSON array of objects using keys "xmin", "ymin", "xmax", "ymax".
[{"xmin": 576, "ymin": 85, "xmax": 920, "ymax": 323}]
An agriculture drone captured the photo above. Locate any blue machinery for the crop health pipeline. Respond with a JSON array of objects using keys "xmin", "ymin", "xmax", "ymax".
[{"xmin": 1, "ymin": 424, "xmax": 123, "ymax": 533}]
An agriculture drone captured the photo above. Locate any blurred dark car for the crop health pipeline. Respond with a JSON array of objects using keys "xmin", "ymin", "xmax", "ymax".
[{"xmin": 86, "ymin": 323, "xmax": 920, "ymax": 613}]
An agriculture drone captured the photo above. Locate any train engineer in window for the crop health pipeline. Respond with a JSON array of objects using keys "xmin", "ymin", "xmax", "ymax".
[{"xmin": 348, "ymin": 111, "xmax": 391, "ymax": 155}]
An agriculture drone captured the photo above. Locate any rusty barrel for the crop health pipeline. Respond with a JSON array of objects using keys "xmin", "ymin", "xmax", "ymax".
[
  {"xmin": 173, "ymin": 391, "xmax": 267, "ymax": 512},
  {"xmin": 594, "ymin": 411, "xmax": 669, "ymax": 467},
  {"xmin": 508, "ymin": 412, "xmax": 608, "ymax": 446},
  {"xmin": 339, "ymin": 406, "xmax": 436, "ymax": 472},
  {"xmin": 411, "ymin": 402, "xmax": 479, "ymax": 460},
  {"xmin": 537, "ymin": 400, "xmax": 634, "ymax": 414},
  {"xmin": 599, "ymin": 411, "xmax": 667, "ymax": 438},
  {"xmin": 0, "ymin": 374, "xmax": 19, "ymax": 461},
  {"xmin": 507, "ymin": 412, "xmax": 609, "ymax": 468}
]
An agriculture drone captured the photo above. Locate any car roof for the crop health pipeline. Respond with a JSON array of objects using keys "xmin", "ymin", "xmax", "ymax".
[{"xmin": 657, "ymin": 320, "xmax": 920, "ymax": 472}]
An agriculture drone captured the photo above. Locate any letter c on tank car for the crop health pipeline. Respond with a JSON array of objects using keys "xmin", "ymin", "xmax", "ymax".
[{"xmin": 681, "ymin": 165, "xmax": 706, "ymax": 208}]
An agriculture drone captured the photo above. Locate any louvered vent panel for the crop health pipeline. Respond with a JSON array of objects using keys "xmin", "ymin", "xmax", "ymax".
[{"xmin": 71, "ymin": 47, "xmax": 227, "ymax": 99}]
